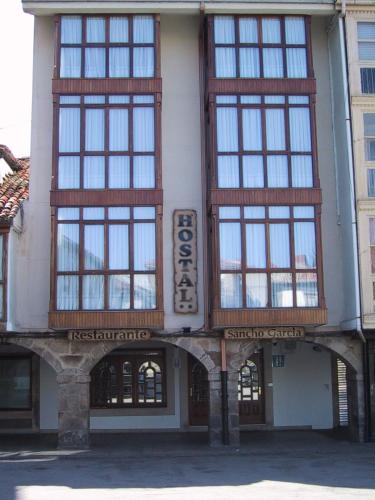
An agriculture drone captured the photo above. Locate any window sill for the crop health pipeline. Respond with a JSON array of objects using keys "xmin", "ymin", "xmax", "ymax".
[{"xmin": 49, "ymin": 310, "xmax": 164, "ymax": 330}]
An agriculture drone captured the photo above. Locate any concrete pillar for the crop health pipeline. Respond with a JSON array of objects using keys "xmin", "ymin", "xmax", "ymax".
[
  {"xmin": 227, "ymin": 371, "xmax": 240, "ymax": 447},
  {"xmin": 208, "ymin": 371, "xmax": 222, "ymax": 446},
  {"xmin": 57, "ymin": 369, "xmax": 90, "ymax": 449}
]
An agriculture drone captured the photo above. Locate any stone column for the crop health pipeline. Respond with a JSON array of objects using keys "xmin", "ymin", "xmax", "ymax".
[
  {"xmin": 347, "ymin": 370, "xmax": 365, "ymax": 442},
  {"xmin": 227, "ymin": 371, "xmax": 240, "ymax": 447},
  {"xmin": 57, "ymin": 369, "xmax": 90, "ymax": 449},
  {"xmin": 208, "ymin": 371, "xmax": 222, "ymax": 446}
]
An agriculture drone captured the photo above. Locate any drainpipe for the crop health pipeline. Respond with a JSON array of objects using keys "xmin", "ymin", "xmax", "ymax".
[{"xmin": 221, "ymin": 337, "xmax": 229, "ymax": 445}]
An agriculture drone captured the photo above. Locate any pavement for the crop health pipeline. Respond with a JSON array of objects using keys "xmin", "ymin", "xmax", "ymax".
[{"xmin": 0, "ymin": 430, "xmax": 374, "ymax": 500}]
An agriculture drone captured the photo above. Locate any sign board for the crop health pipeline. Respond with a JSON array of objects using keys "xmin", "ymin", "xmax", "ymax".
[
  {"xmin": 173, "ymin": 210, "xmax": 198, "ymax": 313},
  {"xmin": 68, "ymin": 329, "xmax": 151, "ymax": 341},
  {"xmin": 224, "ymin": 327, "xmax": 305, "ymax": 340}
]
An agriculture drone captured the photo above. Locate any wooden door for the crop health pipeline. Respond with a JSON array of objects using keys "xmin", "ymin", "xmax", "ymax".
[
  {"xmin": 188, "ymin": 354, "xmax": 209, "ymax": 426},
  {"xmin": 239, "ymin": 352, "xmax": 265, "ymax": 424}
]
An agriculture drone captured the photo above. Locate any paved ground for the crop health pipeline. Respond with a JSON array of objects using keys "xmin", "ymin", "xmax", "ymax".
[{"xmin": 0, "ymin": 431, "xmax": 374, "ymax": 500}]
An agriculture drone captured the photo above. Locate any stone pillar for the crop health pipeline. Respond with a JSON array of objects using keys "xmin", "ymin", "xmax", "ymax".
[
  {"xmin": 347, "ymin": 370, "xmax": 365, "ymax": 442},
  {"xmin": 227, "ymin": 371, "xmax": 240, "ymax": 447},
  {"xmin": 208, "ymin": 371, "xmax": 222, "ymax": 446},
  {"xmin": 57, "ymin": 369, "xmax": 90, "ymax": 449}
]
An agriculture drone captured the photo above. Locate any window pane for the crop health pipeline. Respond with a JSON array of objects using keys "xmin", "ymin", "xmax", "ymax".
[
  {"xmin": 266, "ymin": 109, "xmax": 285, "ymax": 150},
  {"xmin": 109, "ymin": 95, "xmax": 130, "ymax": 104},
  {"xmin": 84, "ymin": 225, "xmax": 104, "ymax": 270},
  {"xmin": 214, "ymin": 16, "xmax": 235, "ymax": 43},
  {"xmin": 217, "ymin": 108, "xmax": 238, "ymax": 152},
  {"xmin": 246, "ymin": 273, "xmax": 267, "ymax": 308},
  {"xmin": 108, "ymin": 207, "xmax": 130, "ymax": 220},
  {"xmin": 239, "ymin": 48, "xmax": 260, "ymax": 77},
  {"xmin": 368, "ymin": 169, "xmax": 375, "ymax": 196},
  {"xmin": 134, "ymin": 95, "xmax": 154, "ymax": 104},
  {"xmin": 215, "ymin": 48, "xmax": 236, "ymax": 77},
  {"xmin": 133, "ymin": 156, "xmax": 155, "ymax": 188},
  {"xmin": 134, "ymin": 274, "xmax": 156, "ymax": 309},
  {"xmin": 243, "ymin": 156, "xmax": 264, "ymax": 188},
  {"xmin": 85, "ymin": 109, "xmax": 105, "ymax": 151},
  {"xmin": 294, "ymin": 206, "xmax": 314, "ymax": 219},
  {"xmin": 269, "ymin": 207, "xmax": 290, "ymax": 218},
  {"xmin": 58, "ymin": 156, "xmax": 80, "ymax": 189},
  {"xmin": 83, "ymin": 156, "xmax": 105, "ymax": 189},
  {"xmin": 243, "ymin": 109, "xmax": 262, "ymax": 151},
  {"xmin": 84, "ymin": 96, "xmax": 105, "ymax": 104},
  {"xmin": 285, "ymin": 17, "xmax": 306, "ymax": 44},
  {"xmin": 289, "ymin": 96, "xmax": 309, "ymax": 104},
  {"xmin": 286, "ymin": 48, "xmax": 307, "ymax": 78},
  {"xmin": 59, "ymin": 108, "xmax": 80, "ymax": 153},
  {"xmin": 134, "ymin": 223, "xmax": 156, "ymax": 271},
  {"xmin": 365, "ymin": 114, "xmax": 375, "ymax": 161},
  {"xmin": 267, "ymin": 155, "xmax": 288, "ymax": 187},
  {"xmin": 109, "ymin": 225, "xmax": 129, "ymax": 269},
  {"xmin": 294, "ymin": 222, "xmax": 316, "ymax": 269},
  {"xmin": 133, "ymin": 48, "xmax": 154, "ymax": 77},
  {"xmin": 291, "ymin": 155, "xmax": 313, "ymax": 187},
  {"xmin": 60, "ymin": 48, "xmax": 81, "ymax": 78},
  {"xmin": 83, "ymin": 207, "xmax": 104, "ymax": 220},
  {"xmin": 262, "ymin": 18, "xmax": 281, "ymax": 43},
  {"xmin": 289, "ymin": 108, "xmax": 311, "ymax": 152},
  {"xmin": 271, "ymin": 273, "xmax": 293, "ymax": 307},
  {"xmin": 134, "ymin": 207, "xmax": 155, "ymax": 219},
  {"xmin": 61, "ymin": 16, "xmax": 82, "ymax": 44},
  {"xmin": 109, "ymin": 109, "xmax": 129, "ymax": 151},
  {"xmin": 220, "ymin": 273, "xmax": 242, "ymax": 308},
  {"xmin": 83, "ymin": 275, "xmax": 104, "ymax": 309},
  {"xmin": 239, "ymin": 18, "xmax": 258, "ymax": 43},
  {"xmin": 133, "ymin": 108, "xmax": 154, "ymax": 152},
  {"xmin": 244, "ymin": 206, "xmax": 265, "ymax": 219},
  {"xmin": 270, "ymin": 224, "xmax": 290, "ymax": 268},
  {"xmin": 265, "ymin": 96, "xmax": 285, "ymax": 104},
  {"xmin": 219, "ymin": 207, "xmax": 240, "ymax": 219},
  {"xmin": 109, "ymin": 48, "xmax": 130, "ymax": 77},
  {"xmin": 110, "ymin": 17, "xmax": 129, "ymax": 42},
  {"xmin": 359, "ymin": 42, "xmax": 375, "ymax": 60},
  {"xmin": 263, "ymin": 48, "xmax": 283, "ymax": 77},
  {"xmin": 218, "ymin": 156, "xmax": 239, "ymax": 188},
  {"xmin": 85, "ymin": 48, "xmax": 106, "ymax": 78},
  {"xmin": 58, "ymin": 208, "xmax": 80, "ymax": 221},
  {"xmin": 220, "ymin": 223, "xmax": 241, "ymax": 270},
  {"xmin": 362, "ymin": 68, "xmax": 375, "ymax": 94},
  {"xmin": 109, "ymin": 156, "xmax": 130, "ymax": 188},
  {"xmin": 0, "ymin": 359, "xmax": 31, "ymax": 409},
  {"xmin": 57, "ymin": 276, "xmax": 79, "ymax": 310},
  {"xmin": 358, "ymin": 22, "xmax": 375, "ymax": 40},
  {"xmin": 133, "ymin": 15, "xmax": 154, "ymax": 43},
  {"xmin": 296, "ymin": 273, "xmax": 318, "ymax": 307},
  {"xmin": 109, "ymin": 275, "xmax": 130, "ymax": 309},
  {"xmin": 60, "ymin": 96, "xmax": 80, "ymax": 105},
  {"xmin": 246, "ymin": 224, "xmax": 266, "ymax": 268},
  {"xmin": 86, "ymin": 17, "xmax": 105, "ymax": 43},
  {"xmin": 217, "ymin": 96, "xmax": 237, "ymax": 104},
  {"xmin": 57, "ymin": 224, "xmax": 79, "ymax": 271}
]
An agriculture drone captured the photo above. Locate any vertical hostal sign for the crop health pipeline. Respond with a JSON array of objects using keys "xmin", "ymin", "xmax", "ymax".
[{"xmin": 173, "ymin": 210, "xmax": 198, "ymax": 313}]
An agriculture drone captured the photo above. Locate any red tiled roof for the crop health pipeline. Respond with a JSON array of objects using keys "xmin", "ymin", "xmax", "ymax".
[{"xmin": 0, "ymin": 145, "xmax": 29, "ymax": 222}]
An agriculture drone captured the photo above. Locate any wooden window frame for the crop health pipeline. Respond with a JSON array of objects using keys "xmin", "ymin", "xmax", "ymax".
[
  {"xmin": 90, "ymin": 348, "xmax": 166, "ymax": 409},
  {"xmin": 0, "ymin": 355, "xmax": 32, "ymax": 411}
]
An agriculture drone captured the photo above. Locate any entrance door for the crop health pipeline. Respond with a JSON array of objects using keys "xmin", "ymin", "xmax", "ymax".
[
  {"xmin": 238, "ymin": 352, "xmax": 265, "ymax": 424},
  {"xmin": 188, "ymin": 354, "xmax": 209, "ymax": 426}
]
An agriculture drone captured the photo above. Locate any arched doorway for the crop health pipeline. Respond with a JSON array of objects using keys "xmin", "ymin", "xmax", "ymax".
[{"xmin": 238, "ymin": 351, "xmax": 265, "ymax": 424}]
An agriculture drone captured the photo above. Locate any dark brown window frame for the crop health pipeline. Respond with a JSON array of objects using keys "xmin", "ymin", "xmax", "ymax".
[
  {"xmin": 90, "ymin": 348, "xmax": 167, "ymax": 409},
  {"xmin": 0, "ymin": 355, "xmax": 32, "ymax": 411}
]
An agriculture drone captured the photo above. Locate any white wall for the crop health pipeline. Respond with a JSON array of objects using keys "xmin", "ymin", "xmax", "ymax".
[
  {"xmin": 39, "ymin": 358, "xmax": 58, "ymax": 430},
  {"xmin": 272, "ymin": 342, "xmax": 333, "ymax": 429}
]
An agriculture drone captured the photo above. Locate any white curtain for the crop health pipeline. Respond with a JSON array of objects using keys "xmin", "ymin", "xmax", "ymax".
[
  {"xmin": 58, "ymin": 156, "xmax": 80, "ymax": 189},
  {"xmin": 269, "ymin": 224, "xmax": 290, "ymax": 268},
  {"xmin": 85, "ymin": 48, "xmax": 105, "ymax": 77},
  {"xmin": 244, "ymin": 206, "xmax": 265, "ymax": 219},
  {"xmin": 86, "ymin": 17, "xmax": 105, "ymax": 43},
  {"xmin": 109, "ymin": 275, "xmax": 130, "ymax": 309},
  {"xmin": 85, "ymin": 109, "xmax": 104, "ymax": 151},
  {"xmin": 133, "ymin": 16, "xmax": 154, "ymax": 43},
  {"xmin": 285, "ymin": 17, "xmax": 306, "ymax": 44},
  {"xmin": 219, "ymin": 223, "xmax": 241, "ymax": 270},
  {"xmin": 133, "ymin": 48, "xmax": 154, "ymax": 77},
  {"xmin": 294, "ymin": 222, "xmax": 316, "ymax": 269},
  {"xmin": 246, "ymin": 224, "xmax": 266, "ymax": 268},
  {"xmin": 243, "ymin": 156, "xmax": 264, "ymax": 188},
  {"xmin": 263, "ymin": 48, "xmax": 283, "ymax": 77},
  {"xmin": 294, "ymin": 206, "xmax": 314, "ymax": 218},
  {"xmin": 242, "ymin": 109, "xmax": 262, "ymax": 151},
  {"xmin": 134, "ymin": 207, "xmax": 155, "ymax": 219},
  {"xmin": 289, "ymin": 108, "xmax": 311, "ymax": 152},
  {"xmin": 84, "ymin": 225, "xmax": 104, "ymax": 270},
  {"xmin": 83, "ymin": 275, "xmax": 104, "ymax": 309},
  {"xmin": 133, "ymin": 108, "xmax": 154, "ymax": 152},
  {"xmin": 267, "ymin": 155, "xmax": 288, "ymax": 187},
  {"xmin": 59, "ymin": 108, "xmax": 80, "ymax": 153},
  {"xmin": 83, "ymin": 207, "xmax": 104, "ymax": 220},
  {"xmin": 108, "ymin": 156, "xmax": 130, "ymax": 188},
  {"xmin": 239, "ymin": 17, "xmax": 258, "ymax": 43},
  {"xmin": 296, "ymin": 273, "xmax": 318, "ymax": 307},
  {"xmin": 108, "ymin": 207, "xmax": 130, "ymax": 220},
  {"xmin": 262, "ymin": 18, "xmax": 281, "ymax": 43},
  {"xmin": 109, "ymin": 109, "xmax": 129, "ymax": 151},
  {"xmin": 110, "ymin": 17, "xmax": 129, "ymax": 42},
  {"xmin": 215, "ymin": 48, "xmax": 236, "ymax": 78},
  {"xmin": 239, "ymin": 48, "xmax": 260, "ymax": 77},
  {"xmin": 57, "ymin": 276, "xmax": 79, "ymax": 310},
  {"xmin": 57, "ymin": 223, "xmax": 79, "ymax": 271},
  {"xmin": 266, "ymin": 109, "xmax": 285, "ymax": 150},
  {"xmin": 271, "ymin": 273, "xmax": 293, "ymax": 307},
  {"xmin": 60, "ymin": 48, "xmax": 81, "ymax": 78},
  {"xmin": 84, "ymin": 156, "xmax": 105, "ymax": 189},
  {"xmin": 220, "ymin": 274, "xmax": 242, "ymax": 308},
  {"xmin": 246, "ymin": 273, "xmax": 267, "ymax": 308},
  {"xmin": 61, "ymin": 16, "xmax": 82, "ymax": 43},
  {"xmin": 214, "ymin": 16, "xmax": 235, "ymax": 44},
  {"xmin": 133, "ymin": 156, "xmax": 155, "ymax": 188},
  {"xmin": 134, "ymin": 274, "xmax": 156, "ymax": 309},
  {"xmin": 269, "ymin": 206, "xmax": 289, "ymax": 218},
  {"xmin": 109, "ymin": 48, "xmax": 130, "ymax": 77},
  {"xmin": 287, "ymin": 49, "xmax": 307, "ymax": 78},
  {"xmin": 291, "ymin": 155, "xmax": 313, "ymax": 187},
  {"xmin": 216, "ymin": 108, "xmax": 238, "ymax": 152},
  {"xmin": 218, "ymin": 156, "xmax": 239, "ymax": 188},
  {"xmin": 109, "ymin": 225, "xmax": 129, "ymax": 269},
  {"xmin": 134, "ymin": 223, "xmax": 156, "ymax": 271}
]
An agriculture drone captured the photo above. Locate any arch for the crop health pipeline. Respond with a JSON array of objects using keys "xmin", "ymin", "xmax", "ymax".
[{"xmin": 2, "ymin": 337, "xmax": 64, "ymax": 373}]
